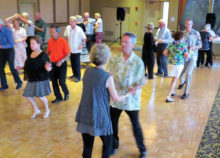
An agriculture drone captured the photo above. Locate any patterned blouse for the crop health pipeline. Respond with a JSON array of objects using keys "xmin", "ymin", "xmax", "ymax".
[
  {"xmin": 183, "ymin": 29, "xmax": 202, "ymax": 60},
  {"xmin": 167, "ymin": 41, "xmax": 188, "ymax": 65},
  {"xmin": 106, "ymin": 52, "xmax": 146, "ymax": 111}
]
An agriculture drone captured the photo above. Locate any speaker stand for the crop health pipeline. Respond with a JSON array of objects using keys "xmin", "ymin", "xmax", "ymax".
[{"xmin": 109, "ymin": 21, "xmax": 122, "ymax": 46}]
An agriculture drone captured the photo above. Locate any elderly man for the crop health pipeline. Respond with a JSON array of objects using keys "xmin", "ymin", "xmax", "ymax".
[
  {"xmin": 47, "ymin": 25, "xmax": 70, "ymax": 103},
  {"xmin": 34, "ymin": 12, "xmax": 47, "ymax": 42},
  {"xmin": 64, "ymin": 16, "xmax": 86, "ymax": 82},
  {"xmin": 83, "ymin": 12, "xmax": 96, "ymax": 52},
  {"xmin": 178, "ymin": 19, "xmax": 202, "ymax": 99},
  {"xmin": 155, "ymin": 19, "xmax": 172, "ymax": 77},
  {"xmin": 0, "ymin": 19, "xmax": 23, "ymax": 91},
  {"xmin": 107, "ymin": 32, "xmax": 147, "ymax": 158}
]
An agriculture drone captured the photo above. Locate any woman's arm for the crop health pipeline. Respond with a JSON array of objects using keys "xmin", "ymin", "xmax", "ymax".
[
  {"xmin": 163, "ymin": 49, "xmax": 169, "ymax": 56},
  {"xmin": 106, "ymin": 76, "xmax": 132, "ymax": 103}
]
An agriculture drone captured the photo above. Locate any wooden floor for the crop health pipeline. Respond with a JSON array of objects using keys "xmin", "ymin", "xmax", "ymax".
[{"xmin": 0, "ymin": 49, "xmax": 220, "ymax": 158}]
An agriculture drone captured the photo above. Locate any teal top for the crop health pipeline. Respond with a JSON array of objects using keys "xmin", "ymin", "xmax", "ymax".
[{"xmin": 34, "ymin": 18, "xmax": 46, "ymax": 40}]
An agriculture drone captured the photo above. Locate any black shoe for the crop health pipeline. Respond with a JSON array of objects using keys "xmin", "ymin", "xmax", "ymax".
[
  {"xmin": 163, "ymin": 74, "xmax": 168, "ymax": 77},
  {"xmin": 0, "ymin": 87, "xmax": 8, "ymax": 91},
  {"xmin": 69, "ymin": 75, "xmax": 75, "ymax": 79},
  {"xmin": 109, "ymin": 148, "xmax": 118, "ymax": 156},
  {"xmin": 155, "ymin": 72, "xmax": 162, "ymax": 76},
  {"xmin": 64, "ymin": 94, "xmax": 69, "ymax": 101},
  {"xmin": 51, "ymin": 98, "xmax": 63, "ymax": 103},
  {"xmin": 178, "ymin": 82, "xmax": 186, "ymax": 89},
  {"xmin": 181, "ymin": 93, "xmax": 189, "ymax": 99},
  {"xmin": 140, "ymin": 151, "xmax": 147, "ymax": 158},
  {"xmin": 74, "ymin": 78, "xmax": 80, "ymax": 83},
  {"xmin": 16, "ymin": 82, "xmax": 22, "ymax": 89}
]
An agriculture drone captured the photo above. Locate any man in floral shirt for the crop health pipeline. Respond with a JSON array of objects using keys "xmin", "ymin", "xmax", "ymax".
[
  {"xmin": 107, "ymin": 32, "xmax": 147, "ymax": 158},
  {"xmin": 178, "ymin": 19, "xmax": 202, "ymax": 99}
]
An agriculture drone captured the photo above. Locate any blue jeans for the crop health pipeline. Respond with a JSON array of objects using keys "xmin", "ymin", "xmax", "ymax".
[{"xmin": 0, "ymin": 48, "xmax": 22, "ymax": 88}]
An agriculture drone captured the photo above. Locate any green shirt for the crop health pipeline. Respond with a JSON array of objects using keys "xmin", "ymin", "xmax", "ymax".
[
  {"xmin": 106, "ymin": 52, "xmax": 146, "ymax": 111},
  {"xmin": 34, "ymin": 18, "xmax": 46, "ymax": 41}
]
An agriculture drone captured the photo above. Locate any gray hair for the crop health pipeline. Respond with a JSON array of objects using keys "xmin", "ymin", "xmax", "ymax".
[
  {"xmin": 159, "ymin": 19, "xmax": 166, "ymax": 25},
  {"xmin": 69, "ymin": 16, "xmax": 77, "ymax": 22},
  {"xmin": 75, "ymin": 15, "xmax": 83, "ymax": 23},
  {"xmin": 90, "ymin": 44, "xmax": 111, "ymax": 66},
  {"xmin": 50, "ymin": 25, "xmax": 60, "ymax": 33},
  {"xmin": 205, "ymin": 23, "xmax": 211, "ymax": 30},
  {"xmin": 123, "ymin": 32, "xmax": 137, "ymax": 44},
  {"xmin": 185, "ymin": 18, "xmax": 193, "ymax": 24}
]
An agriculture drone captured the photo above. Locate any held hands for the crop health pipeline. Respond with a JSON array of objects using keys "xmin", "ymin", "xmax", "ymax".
[
  {"xmin": 45, "ymin": 62, "xmax": 52, "ymax": 71},
  {"xmin": 56, "ymin": 60, "xmax": 63, "ymax": 67},
  {"xmin": 78, "ymin": 45, "xmax": 83, "ymax": 50}
]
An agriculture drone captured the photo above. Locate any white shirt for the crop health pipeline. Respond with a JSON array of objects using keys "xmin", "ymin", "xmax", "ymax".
[
  {"xmin": 95, "ymin": 18, "xmax": 103, "ymax": 33},
  {"xmin": 64, "ymin": 25, "xmax": 86, "ymax": 53},
  {"xmin": 156, "ymin": 27, "xmax": 172, "ymax": 44}
]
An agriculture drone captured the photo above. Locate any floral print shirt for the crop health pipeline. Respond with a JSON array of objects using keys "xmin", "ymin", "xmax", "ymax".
[
  {"xmin": 167, "ymin": 41, "xmax": 187, "ymax": 65},
  {"xmin": 106, "ymin": 52, "xmax": 146, "ymax": 111},
  {"xmin": 183, "ymin": 29, "xmax": 202, "ymax": 60}
]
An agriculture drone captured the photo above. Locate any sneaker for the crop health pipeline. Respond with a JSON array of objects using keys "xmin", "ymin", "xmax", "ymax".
[
  {"xmin": 166, "ymin": 97, "xmax": 174, "ymax": 102},
  {"xmin": 171, "ymin": 92, "xmax": 176, "ymax": 96}
]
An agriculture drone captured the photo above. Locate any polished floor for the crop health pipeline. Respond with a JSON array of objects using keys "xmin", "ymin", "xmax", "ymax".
[{"xmin": 0, "ymin": 49, "xmax": 220, "ymax": 158}]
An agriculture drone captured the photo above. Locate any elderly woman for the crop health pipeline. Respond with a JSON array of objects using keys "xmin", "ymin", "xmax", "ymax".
[
  {"xmin": 23, "ymin": 36, "xmax": 51, "ymax": 119},
  {"xmin": 75, "ymin": 44, "xmax": 133, "ymax": 158},
  {"xmin": 94, "ymin": 13, "xmax": 103, "ymax": 44},
  {"xmin": 76, "ymin": 15, "xmax": 86, "ymax": 32},
  {"xmin": 142, "ymin": 22, "xmax": 156, "ymax": 79}
]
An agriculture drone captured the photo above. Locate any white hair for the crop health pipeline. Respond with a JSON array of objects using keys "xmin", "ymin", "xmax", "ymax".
[
  {"xmin": 22, "ymin": 12, "xmax": 29, "ymax": 17},
  {"xmin": 69, "ymin": 16, "xmax": 77, "ymax": 22}
]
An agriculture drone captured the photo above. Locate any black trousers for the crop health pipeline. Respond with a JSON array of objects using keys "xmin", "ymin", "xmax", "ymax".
[
  {"xmin": 82, "ymin": 133, "xmax": 112, "ymax": 158},
  {"xmin": 156, "ymin": 43, "xmax": 168, "ymax": 75},
  {"xmin": 142, "ymin": 55, "xmax": 155, "ymax": 79},
  {"xmin": 86, "ymin": 34, "xmax": 93, "ymax": 53},
  {"xmin": 0, "ymin": 48, "xmax": 22, "ymax": 88},
  {"xmin": 70, "ymin": 53, "xmax": 81, "ymax": 80},
  {"xmin": 110, "ymin": 107, "xmax": 146, "ymax": 153},
  {"xmin": 50, "ymin": 61, "xmax": 69, "ymax": 99}
]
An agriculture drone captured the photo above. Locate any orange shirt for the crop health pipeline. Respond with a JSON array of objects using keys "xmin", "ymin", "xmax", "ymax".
[{"xmin": 47, "ymin": 37, "xmax": 70, "ymax": 62}]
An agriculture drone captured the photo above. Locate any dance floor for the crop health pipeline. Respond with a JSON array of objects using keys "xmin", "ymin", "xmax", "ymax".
[{"xmin": 0, "ymin": 48, "xmax": 220, "ymax": 158}]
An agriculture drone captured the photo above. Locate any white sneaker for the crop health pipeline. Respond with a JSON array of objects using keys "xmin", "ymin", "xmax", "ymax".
[
  {"xmin": 43, "ymin": 110, "xmax": 50, "ymax": 119},
  {"xmin": 166, "ymin": 97, "xmax": 174, "ymax": 102},
  {"xmin": 31, "ymin": 110, "xmax": 41, "ymax": 119}
]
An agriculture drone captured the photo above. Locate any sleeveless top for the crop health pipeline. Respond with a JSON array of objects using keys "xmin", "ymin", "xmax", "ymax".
[{"xmin": 75, "ymin": 67, "xmax": 113, "ymax": 136}]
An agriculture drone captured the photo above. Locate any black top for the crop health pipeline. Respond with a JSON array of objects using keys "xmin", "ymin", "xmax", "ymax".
[
  {"xmin": 77, "ymin": 23, "xmax": 86, "ymax": 32},
  {"xmin": 75, "ymin": 67, "xmax": 113, "ymax": 136},
  {"xmin": 142, "ymin": 32, "xmax": 156, "ymax": 57},
  {"xmin": 24, "ymin": 51, "xmax": 50, "ymax": 82},
  {"xmin": 200, "ymin": 31, "xmax": 211, "ymax": 50}
]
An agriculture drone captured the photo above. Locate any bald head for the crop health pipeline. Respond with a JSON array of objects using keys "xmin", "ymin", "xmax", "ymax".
[
  {"xmin": 84, "ymin": 12, "xmax": 89, "ymax": 21},
  {"xmin": 35, "ymin": 12, "xmax": 41, "ymax": 20}
]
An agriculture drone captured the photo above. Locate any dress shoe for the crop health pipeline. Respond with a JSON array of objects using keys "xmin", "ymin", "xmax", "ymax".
[
  {"xmin": 0, "ymin": 86, "xmax": 8, "ymax": 91},
  {"xmin": 74, "ymin": 78, "xmax": 80, "ymax": 83},
  {"xmin": 178, "ymin": 81, "xmax": 186, "ymax": 89},
  {"xmin": 166, "ymin": 96, "xmax": 174, "ymax": 103},
  {"xmin": 155, "ymin": 72, "xmax": 163, "ymax": 76},
  {"xmin": 181, "ymin": 93, "xmax": 189, "ymax": 99},
  {"xmin": 51, "ymin": 98, "xmax": 63, "ymax": 103},
  {"xmin": 163, "ymin": 74, "xmax": 168, "ymax": 77},
  {"xmin": 64, "ymin": 94, "xmax": 69, "ymax": 101},
  {"xmin": 109, "ymin": 148, "xmax": 118, "ymax": 156},
  {"xmin": 16, "ymin": 82, "xmax": 23, "ymax": 89},
  {"xmin": 140, "ymin": 151, "xmax": 147, "ymax": 158},
  {"xmin": 69, "ymin": 75, "xmax": 75, "ymax": 79}
]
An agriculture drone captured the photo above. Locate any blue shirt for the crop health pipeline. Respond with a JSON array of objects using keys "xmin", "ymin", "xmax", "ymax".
[{"xmin": 0, "ymin": 26, "xmax": 14, "ymax": 49}]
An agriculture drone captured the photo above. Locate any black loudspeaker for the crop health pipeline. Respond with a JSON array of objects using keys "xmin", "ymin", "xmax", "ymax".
[
  {"xmin": 206, "ymin": 13, "xmax": 216, "ymax": 29},
  {"xmin": 117, "ymin": 7, "xmax": 125, "ymax": 21}
]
